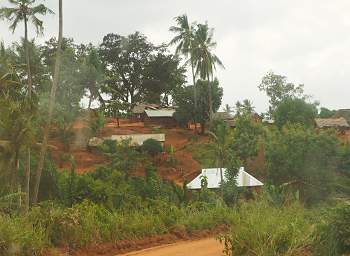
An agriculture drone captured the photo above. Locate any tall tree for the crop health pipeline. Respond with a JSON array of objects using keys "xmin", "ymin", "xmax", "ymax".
[
  {"xmin": 33, "ymin": 0, "xmax": 63, "ymax": 205},
  {"xmin": 258, "ymin": 71, "xmax": 305, "ymax": 115},
  {"xmin": 169, "ymin": 15, "xmax": 198, "ymax": 110},
  {"xmin": 194, "ymin": 22, "xmax": 224, "ymax": 119},
  {"xmin": 99, "ymin": 32, "xmax": 154, "ymax": 108},
  {"xmin": 174, "ymin": 79, "xmax": 223, "ymax": 134},
  {"xmin": 0, "ymin": 0, "xmax": 53, "ymax": 211}
]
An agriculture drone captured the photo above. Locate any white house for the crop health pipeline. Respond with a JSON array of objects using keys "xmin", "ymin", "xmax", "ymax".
[{"xmin": 186, "ymin": 167, "xmax": 263, "ymax": 189}]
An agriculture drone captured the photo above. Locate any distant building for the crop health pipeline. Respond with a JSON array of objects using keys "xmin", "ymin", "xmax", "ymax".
[
  {"xmin": 144, "ymin": 109, "xmax": 177, "ymax": 128},
  {"xmin": 315, "ymin": 117, "xmax": 349, "ymax": 133},
  {"xmin": 132, "ymin": 103, "xmax": 160, "ymax": 121},
  {"xmin": 88, "ymin": 133, "xmax": 166, "ymax": 148},
  {"xmin": 212, "ymin": 112, "xmax": 235, "ymax": 127},
  {"xmin": 187, "ymin": 167, "xmax": 264, "ymax": 189}
]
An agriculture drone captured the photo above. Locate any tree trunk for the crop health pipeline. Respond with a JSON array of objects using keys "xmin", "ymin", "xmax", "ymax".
[
  {"xmin": 190, "ymin": 58, "xmax": 197, "ymax": 133},
  {"xmin": 32, "ymin": 0, "xmax": 63, "ymax": 205},
  {"xmin": 208, "ymin": 74, "xmax": 213, "ymax": 121},
  {"xmin": 24, "ymin": 15, "xmax": 33, "ymax": 213},
  {"xmin": 88, "ymin": 91, "xmax": 93, "ymax": 109}
]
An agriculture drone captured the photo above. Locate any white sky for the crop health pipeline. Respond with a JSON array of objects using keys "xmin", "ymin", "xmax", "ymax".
[{"xmin": 1, "ymin": 0, "xmax": 350, "ymax": 112}]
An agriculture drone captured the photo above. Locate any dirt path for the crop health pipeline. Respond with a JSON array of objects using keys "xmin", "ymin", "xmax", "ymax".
[{"xmin": 117, "ymin": 238, "xmax": 225, "ymax": 256}]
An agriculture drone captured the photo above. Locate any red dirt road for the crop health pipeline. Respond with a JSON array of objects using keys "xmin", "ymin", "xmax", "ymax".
[{"xmin": 118, "ymin": 238, "xmax": 225, "ymax": 256}]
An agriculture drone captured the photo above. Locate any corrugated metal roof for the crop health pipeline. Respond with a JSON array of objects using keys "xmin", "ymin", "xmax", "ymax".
[
  {"xmin": 145, "ymin": 109, "xmax": 175, "ymax": 117},
  {"xmin": 132, "ymin": 104, "xmax": 160, "ymax": 114},
  {"xmin": 186, "ymin": 167, "xmax": 264, "ymax": 189}
]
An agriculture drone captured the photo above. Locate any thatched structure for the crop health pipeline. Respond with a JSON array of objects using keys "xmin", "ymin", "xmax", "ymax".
[{"xmin": 314, "ymin": 117, "xmax": 349, "ymax": 129}]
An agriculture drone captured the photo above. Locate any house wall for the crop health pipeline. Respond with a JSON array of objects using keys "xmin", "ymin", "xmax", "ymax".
[{"xmin": 144, "ymin": 116, "xmax": 177, "ymax": 128}]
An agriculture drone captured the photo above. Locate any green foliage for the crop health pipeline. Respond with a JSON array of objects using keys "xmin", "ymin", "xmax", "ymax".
[
  {"xmin": 141, "ymin": 138, "xmax": 163, "ymax": 156},
  {"xmin": 338, "ymin": 143, "xmax": 350, "ymax": 176},
  {"xmin": 174, "ymin": 79, "xmax": 223, "ymax": 132},
  {"xmin": 0, "ymin": 213, "xmax": 46, "ymax": 256},
  {"xmin": 314, "ymin": 204, "xmax": 350, "ymax": 255},
  {"xmin": 319, "ymin": 107, "xmax": 336, "ymax": 118},
  {"xmin": 273, "ymin": 98, "xmax": 317, "ymax": 128},
  {"xmin": 90, "ymin": 111, "xmax": 105, "ymax": 135},
  {"xmin": 232, "ymin": 115, "xmax": 262, "ymax": 164},
  {"xmin": 99, "ymin": 32, "xmax": 185, "ymax": 107},
  {"xmin": 220, "ymin": 199, "xmax": 314, "ymax": 256},
  {"xmin": 265, "ymin": 125, "xmax": 339, "ymax": 205},
  {"xmin": 185, "ymin": 141, "xmax": 216, "ymax": 168},
  {"xmin": 259, "ymin": 71, "xmax": 305, "ymax": 115}
]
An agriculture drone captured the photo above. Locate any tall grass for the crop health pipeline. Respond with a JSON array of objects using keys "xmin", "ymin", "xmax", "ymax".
[{"xmin": 220, "ymin": 200, "xmax": 315, "ymax": 256}]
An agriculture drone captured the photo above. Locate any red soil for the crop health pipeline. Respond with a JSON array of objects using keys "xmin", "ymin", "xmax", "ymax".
[
  {"xmin": 50, "ymin": 118, "xmax": 203, "ymax": 180},
  {"xmin": 45, "ymin": 225, "xmax": 228, "ymax": 256}
]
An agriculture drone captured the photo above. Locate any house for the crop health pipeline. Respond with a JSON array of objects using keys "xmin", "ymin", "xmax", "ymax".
[
  {"xmin": 212, "ymin": 112, "xmax": 235, "ymax": 127},
  {"xmin": 132, "ymin": 103, "xmax": 160, "ymax": 121},
  {"xmin": 315, "ymin": 117, "xmax": 350, "ymax": 133},
  {"xmin": 144, "ymin": 109, "xmax": 177, "ymax": 128},
  {"xmin": 88, "ymin": 133, "xmax": 166, "ymax": 148},
  {"xmin": 186, "ymin": 167, "xmax": 264, "ymax": 189}
]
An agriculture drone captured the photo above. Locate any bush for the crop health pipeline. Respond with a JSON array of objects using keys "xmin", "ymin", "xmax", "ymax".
[
  {"xmin": 90, "ymin": 111, "xmax": 105, "ymax": 135},
  {"xmin": 141, "ymin": 139, "xmax": 163, "ymax": 156},
  {"xmin": 314, "ymin": 204, "xmax": 350, "ymax": 256},
  {"xmin": 220, "ymin": 200, "xmax": 314, "ymax": 256},
  {"xmin": 0, "ymin": 214, "xmax": 47, "ymax": 256}
]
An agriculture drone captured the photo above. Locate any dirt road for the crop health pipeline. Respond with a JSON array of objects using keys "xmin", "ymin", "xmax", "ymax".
[{"xmin": 118, "ymin": 238, "xmax": 225, "ymax": 256}]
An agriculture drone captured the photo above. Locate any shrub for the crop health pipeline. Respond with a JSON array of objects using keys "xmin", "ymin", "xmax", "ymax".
[
  {"xmin": 141, "ymin": 139, "xmax": 163, "ymax": 156},
  {"xmin": 220, "ymin": 200, "xmax": 314, "ymax": 256},
  {"xmin": 0, "ymin": 214, "xmax": 47, "ymax": 256},
  {"xmin": 314, "ymin": 204, "xmax": 350, "ymax": 256},
  {"xmin": 90, "ymin": 111, "xmax": 105, "ymax": 135}
]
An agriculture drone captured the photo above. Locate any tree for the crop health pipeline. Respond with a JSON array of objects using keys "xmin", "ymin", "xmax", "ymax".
[
  {"xmin": 264, "ymin": 124, "xmax": 339, "ymax": 205},
  {"xmin": 0, "ymin": 66, "xmax": 35, "ymax": 193},
  {"xmin": 99, "ymin": 32, "xmax": 154, "ymax": 108},
  {"xmin": 77, "ymin": 45, "xmax": 105, "ymax": 109},
  {"xmin": 169, "ymin": 15, "xmax": 198, "ymax": 110},
  {"xmin": 235, "ymin": 99, "xmax": 255, "ymax": 117},
  {"xmin": 207, "ymin": 121, "xmax": 234, "ymax": 188},
  {"xmin": 0, "ymin": 0, "xmax": 53, "ymax": 211},
  {"xmin": 143, "ymin": 50, "xmax": 186, "ymax": 105},
  {"xmin": 33, "ymin": 0, "xmax": 63, "ymax": 205},
  {"xmin": 273, "ymin": 98, "xmax": 317, "ymax": 129},
  {"xmin": 173, "ymin": 79, "xmax": 223, "ymax": 133},
  {"xmin": 194, "ymin": 22, "xmax": 224, "ymax": 119},
  {"xmin": 232, "ymin": 114, "xmax": 262, "ymax": 165},
  {"xmin": 258, "ymin": 71, "xmax": 305, "ymax": 115},
  {"xmin": 0, "ymin": 0, "xmax": 53, "ymax": 97},
  {"xmin": 319, "ymin": 107, "xmax": 336, "ymax": 118}
]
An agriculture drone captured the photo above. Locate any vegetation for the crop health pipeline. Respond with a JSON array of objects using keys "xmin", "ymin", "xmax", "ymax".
[{"xmin": 0, "ymin": 2, "xmax": 349, "ymax": 256}]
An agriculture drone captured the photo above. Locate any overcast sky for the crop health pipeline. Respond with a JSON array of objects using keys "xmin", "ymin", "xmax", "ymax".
[{"xmin": 1, "ymin": 0, "xmax": 350, "ymax": 112}]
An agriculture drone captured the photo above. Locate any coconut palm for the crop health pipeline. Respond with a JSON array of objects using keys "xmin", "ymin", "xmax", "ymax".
[
  {"xmin": 0, "ymin": 0, "xmax": 54, "ymax": 97},
  {"xmin": 169, "ymin": 15, "xmax": 199, "ymax": 117},
  {"xmin": 0, "ymin": 0, "xmax": 53, "ymax": 211},
  {"xmin": 33, "ymin": 0, "xmax": 63, "ymax": 206},
  {"xmin": 194, "ymin": 23, "xmax": 224, "ymax": 120}
]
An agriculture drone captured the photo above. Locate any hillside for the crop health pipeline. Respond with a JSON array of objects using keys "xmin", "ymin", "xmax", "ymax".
[{"xmin": 50, "ymin": 116, "xmax": 205, "ymax": 184}]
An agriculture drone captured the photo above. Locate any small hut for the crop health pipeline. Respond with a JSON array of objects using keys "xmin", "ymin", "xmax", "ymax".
[{"xmin": 315, "ymin": 117, "xmax": 349, "ymax": 133}]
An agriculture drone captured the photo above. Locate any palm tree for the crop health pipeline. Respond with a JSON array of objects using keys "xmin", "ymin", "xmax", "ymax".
[
  {"xmin": 0, "ymin": 0, "xmax": 53, "ymax": 211},
  {"xmin": 194, "ymin": 23, "xmax": 224, "ymax": 120},
  {"xmin": 207, "ymin": 122, "xmax": 232, "ymax": 194},
  {"xmin": 0, "ymin": 0, "xmax": 54, "ymax": 97},
  {"xmin": 32, "ymin": 0, "xmax": 63, "ymax": 206},
  {"xmin": 169, "ymin": 15, "xmax": 199, "ymax": 124}
]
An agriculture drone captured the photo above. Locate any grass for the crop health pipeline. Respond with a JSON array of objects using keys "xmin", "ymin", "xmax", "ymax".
[
  {"xmin": 219, "ymin": 200, "xmax": 316, "ymax": 256},
  {"xmin": 185, "ymin": 141, "xmax": 216, "ymax": 168}
]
